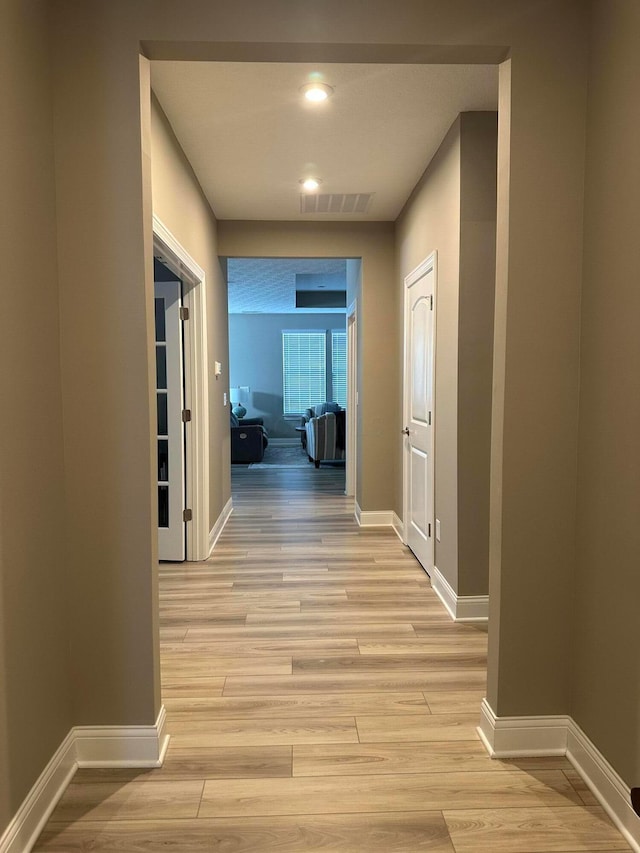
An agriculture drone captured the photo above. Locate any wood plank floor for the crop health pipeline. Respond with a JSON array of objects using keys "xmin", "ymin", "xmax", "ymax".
[{"xmin": 34, "ymin": 467, "xmax": 630, "ymax": 851}]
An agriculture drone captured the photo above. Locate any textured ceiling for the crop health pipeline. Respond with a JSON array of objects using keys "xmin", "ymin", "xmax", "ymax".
[
  {"xmin": 151, "ymin": 61, "xmax": 498, "ymax": 221},
  {"xmin": 228, "ymin": 258, "xmax": 346, "ymax": 314}
]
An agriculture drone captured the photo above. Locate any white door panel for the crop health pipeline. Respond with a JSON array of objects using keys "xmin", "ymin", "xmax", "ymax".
[
  {"xmin": 403, "ymin": 254, "xmax": 436, "ymax": 574},
  {"xmin": 410, "ymin": 446, "xmax": 429, "ymax": 536},
  {"xmin": 411, "ymin": 299, "xmax": 430, "ymax": 423}
]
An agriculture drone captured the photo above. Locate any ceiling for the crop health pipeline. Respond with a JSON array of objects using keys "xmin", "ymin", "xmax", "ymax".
[
  {"xmin": 227, "ymin": 257, "xmax": 347, "ymax": 314},
  {"xmin": 150, "ymin": 61, "xmax": 498, "ymax": 222}
]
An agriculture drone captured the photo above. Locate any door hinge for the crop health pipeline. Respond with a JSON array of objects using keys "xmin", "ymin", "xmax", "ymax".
[
  {"xmin": 183, "ymin": 508, "xmax": 193, "ymax": 522},
  {"xmin": 428, "ymin": 411, "xmax": 432, "ymax": 426},
  {"xmin": 179, "ymin": 306, "xmax": 189, "ymax": 321},
  {"xmin": 428, "ymin": 523, "xmax": 432, "ymax": 538},
  {"xmin": 182, "ymin": 409, "xmax": 192, "ymax": 422},
  {"xmin": 430, "ymin": 295, "xmax": 433, "ymax": 310}
]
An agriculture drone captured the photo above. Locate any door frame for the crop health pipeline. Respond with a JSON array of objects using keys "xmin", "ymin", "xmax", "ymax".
[
  {"xmin": 153, "ymin": 214, "xmax": 210, "ymax": 561},
  {"xmin": 346, "ymin": 299, "xmax": 358, "ymax": 498},
  {"xmin": 402, "ymin": 251, "xmax": 437, "ymax": 567},
  {"xmin": 154, "ymin": 278, "xmax": 186, "ymax": 561}
]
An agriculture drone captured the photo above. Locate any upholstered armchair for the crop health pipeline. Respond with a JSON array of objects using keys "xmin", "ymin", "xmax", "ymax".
[
  {"xmin": 302, "ymin": 401, "xmax": 342, "ymax": 424},
  {"xmin": 305, "ymin": 408, "xmax": 346, "ymax": 468}
]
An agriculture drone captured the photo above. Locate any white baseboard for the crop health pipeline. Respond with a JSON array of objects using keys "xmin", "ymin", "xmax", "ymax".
[
  {"xmin": 0, "ymin": 706, "xmax": 169, "ymax": 853},
  {"xmin": 568, "ymin": 721, "xmax": 640, "ymax": 853},
  {"xmin": 478, "ymin": 699, "xmax": 640, "ymax": 853},
  {"xmin": 75, "ymin": 704, "xmax": 170, "ymax": 768},
  {"xmin": 0, "ymin": 731, "xmax": 76, "ymax": 853},
  {"xmin": 354, "ymin": 505, "xmax": 405, "ymax": 544},
  {"xmin": 208, "ymin": 497, "xmax": 233, "ymax": 556},
  {"xmin": 355, "ymin": 505, "xmax": 393, "ymax": 527},
  {"xmin": 391, "ymin": 512, "xmax": 404, "ymax": 542},
  {"xmin": 431, "ymin": 565, "xmax": 489, "ymax": 622},
  {"xmin": 477, "ymin": 698, "xmax": 569, "ymax": 757}
]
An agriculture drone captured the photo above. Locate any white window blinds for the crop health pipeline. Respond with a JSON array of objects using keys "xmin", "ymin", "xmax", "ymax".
[
  {"xmin": 331, "ymin": 330, "xmax": 347, "ymax": 408},
  {"xmin": 282, "ymin": 331, "xmax": 327, "ymax": 415}
]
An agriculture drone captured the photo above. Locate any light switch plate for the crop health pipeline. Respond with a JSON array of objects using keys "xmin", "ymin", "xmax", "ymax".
[
  {"xmin": 223, "ymin": 392, "xmax": 227, "ymax": 405},
  {"xmin": 435, "ymin": 519, "xmax": 441, "ymax": 541}
]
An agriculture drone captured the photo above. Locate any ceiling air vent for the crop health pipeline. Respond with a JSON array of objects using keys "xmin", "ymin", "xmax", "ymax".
[{"xmin": 300, "ymin": 192, "xmax": 374, "ymax": 215}]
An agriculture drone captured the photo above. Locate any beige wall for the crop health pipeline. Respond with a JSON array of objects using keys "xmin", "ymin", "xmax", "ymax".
[
  {"xmin": 0, "ymin": 0, "xmax": 72, "ymax": 822},
  {"xmin": 458, "ymin": 112, "xmax": 497, "ymax": 596},
  {"xmin": 150, "ymin": 96, "xmax": 231, "ymax": 532},
  {"xmin": 572, "ymin": 0, "xmax": 640, "ymax": 786},
  {"xmin": 218, "ymin": 221, "xmax": 397, "ymax": 512},
  {"xmin": 52, "ymin": 24, "xmax": 160, "ymax": 725},
  {"xmin": 396, "ymin": 112, "xmax": 497, "ymax": 599},
  {"xmin": 396, "ymin": 118, "xmax": 462, "ymax": 589},
  {"xmin": 486, "ymin": 20, "xmax": 587, "ymax": 716}
]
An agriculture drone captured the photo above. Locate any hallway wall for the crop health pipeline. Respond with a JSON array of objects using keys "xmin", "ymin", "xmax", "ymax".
[
  {"xmin": 150, "ymin": 96, "xmax": 231, "ymax": 534},
  {"xmin": 573, "ymin": 0, "xmax": 640, "ymax": 787},
  {"xmin": 0, "ymin": 0, "xmax": 72, "ymax": 825},
  {"xmin": 395, "ymin": 112, "xmax": 497, "ymax": 600},
  {"xmin": 396, "ymin": 117, "xmax": 461, "ymax": 590}
]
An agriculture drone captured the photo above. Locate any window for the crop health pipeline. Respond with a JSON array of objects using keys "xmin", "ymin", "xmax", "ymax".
[
  {"xmin": 282, "ymin": 329, "xmax": 347, "ymax": 415},
  {"xmin": 282, "ymin": 331, "xmax": 326, "ymax": 415}
]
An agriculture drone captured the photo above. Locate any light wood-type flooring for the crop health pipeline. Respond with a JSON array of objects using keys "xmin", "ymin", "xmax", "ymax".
[{"xmin": 35, "ymin": 467, "xmax": 630, "ymax": 851}]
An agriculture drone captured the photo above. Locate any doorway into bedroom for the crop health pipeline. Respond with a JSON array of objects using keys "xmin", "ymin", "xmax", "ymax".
[{"xmin": 226, "ymin": 256, "xmax": 355, "ymax": 495}]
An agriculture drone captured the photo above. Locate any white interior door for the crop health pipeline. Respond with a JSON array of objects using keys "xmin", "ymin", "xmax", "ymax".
[
  {"xmin": 403, "ymin": 254, "xmax": 436, "ymax": 574},
  {"xmin": 154, "ymin": 279, "xmax": 186, "ymax": 561}
]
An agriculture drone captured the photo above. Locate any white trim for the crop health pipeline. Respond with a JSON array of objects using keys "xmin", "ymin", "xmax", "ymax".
[
  {"xmin": 391, "ymin": 512, "xmax": 404, "ymax": 542},
  {"xmin": 567, "ymin": 722, "xmax": 640, "ymax": 853},
  {"xmin": 355, "ymin": 505, "xmax": 394, "ymax": 526},
  {"xmin": 477, "ymin": 700, "xmax": 640, "ymax": 853},
  {"xmin": 75, "ymin": 705, "xmax": 170, "ymax": 768},
  {"xmin": 0, "ymin": 706, "xmax": 169, "ymax": 853},
  {"xmin": 209, "ymin": 497, "xmax": 233, "ymax": 556},
  {"xmin": 431, "ymin": 565, "xmax": 489, "ymax": 622},
  {"xmin": 354, "ymin": 505, "xmax": 404, "ymax": 543},
  {"xmin": 153, "ymin": 215, "xmax": 210, "ymax": 561},
  {"xmin": 0, "ymin": 731, "xmax": 76, "ymax": 853},
  {"xmin": 477, "ymin": 698, "xmax": 568, "ymax": 757}
]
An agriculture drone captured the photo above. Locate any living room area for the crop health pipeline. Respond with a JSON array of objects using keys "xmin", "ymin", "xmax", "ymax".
[{"xmin": 227, "ymin": 257, "xmax": 352, "ymax": 479}]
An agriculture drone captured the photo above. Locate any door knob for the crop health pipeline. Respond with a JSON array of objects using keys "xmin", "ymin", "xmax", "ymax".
[{"xmin": 402, "ymin": 427, "xmax": 410, "ymax": 436}]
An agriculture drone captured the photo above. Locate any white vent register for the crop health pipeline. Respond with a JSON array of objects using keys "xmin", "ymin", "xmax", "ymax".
[{"xmin": 300, "ymin": 193, "xmax": 374, "ymax": 215}]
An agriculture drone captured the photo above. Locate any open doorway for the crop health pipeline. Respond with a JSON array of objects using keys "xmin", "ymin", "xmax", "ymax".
[
  {"xmin": 153, "ymin": 217, "xmax": 211, "ymax": 561},
  {"xmin": 226, "ymin": 257, "xmax": 352, "ymax": 490}
]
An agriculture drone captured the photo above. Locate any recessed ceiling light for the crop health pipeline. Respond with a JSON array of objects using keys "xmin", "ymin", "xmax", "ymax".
[
  {"xmin": 300, "ymin": 177, "xmax": 322, "ymax": 192},
  {"xmin": 300, "ymin": 82, "xmax": 334, "ymax": 103}
]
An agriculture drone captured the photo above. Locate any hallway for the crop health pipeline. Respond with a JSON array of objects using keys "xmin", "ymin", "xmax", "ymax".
[{"xmin": 34, "ymin": 468, "xmax": 628, "ymax": 851}]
